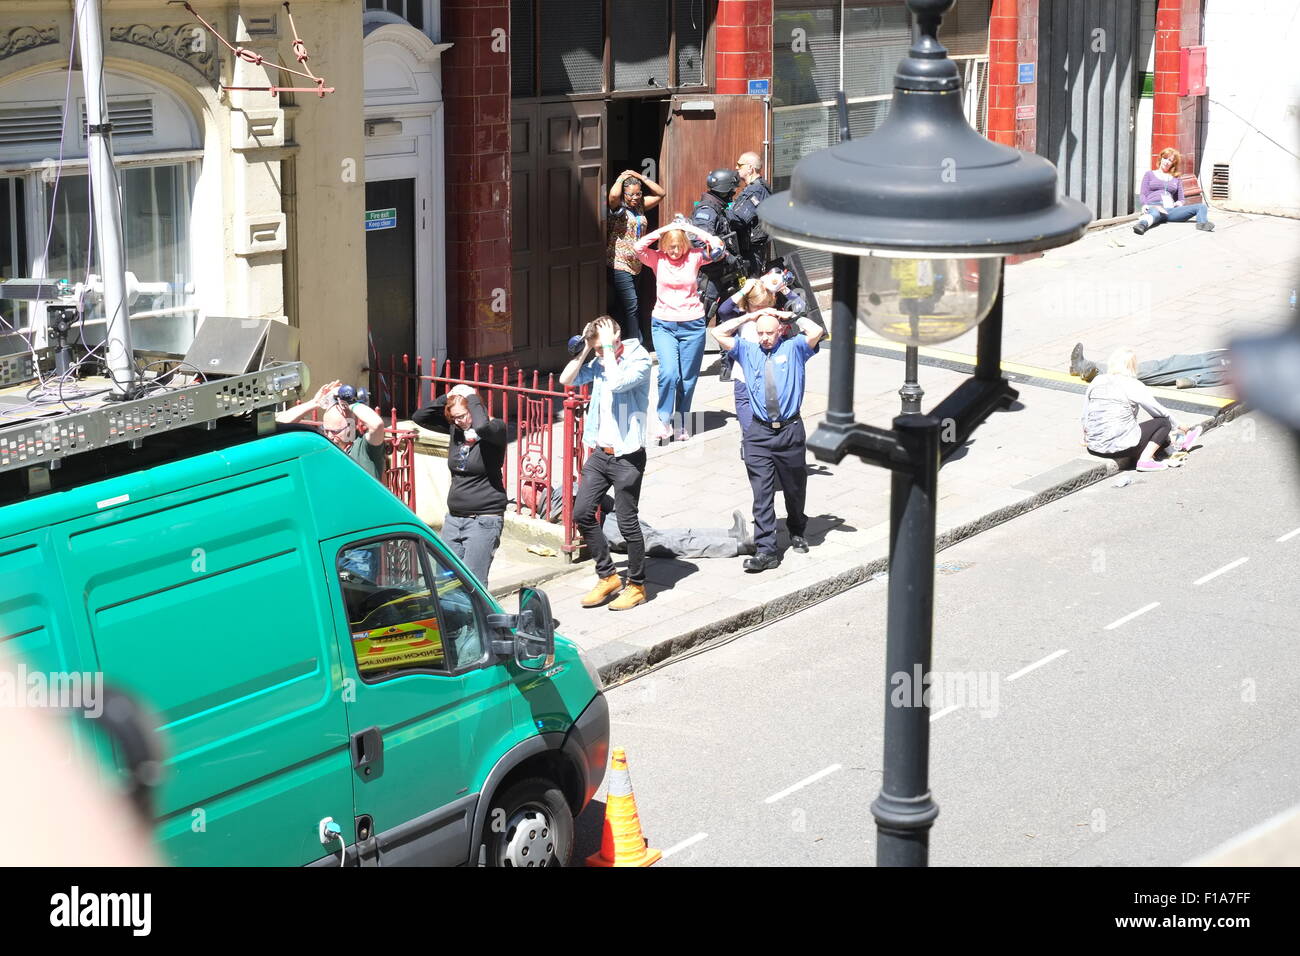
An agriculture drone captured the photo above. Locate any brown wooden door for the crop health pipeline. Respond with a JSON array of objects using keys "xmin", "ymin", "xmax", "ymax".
[
  {"xmin": 659, "ymin": 94, "xmax": 769, "ymax": 222},
  {"xmin": 511, "ymin": 99, "xmax": 606, "ymax": 370}
]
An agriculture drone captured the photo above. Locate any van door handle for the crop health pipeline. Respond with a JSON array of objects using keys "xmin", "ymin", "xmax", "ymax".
[{"xmin": 351, "ymin": 726, "xmax": 383, "ymax": 776}]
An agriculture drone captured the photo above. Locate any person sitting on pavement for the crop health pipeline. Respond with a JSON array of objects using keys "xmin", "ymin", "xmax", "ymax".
[
  {"xmin": 277, "ymin": 379, "xmax": 387, "ymax": 481},
  {"xmin": 560, "ymin": 316, "xmax": 654, "ymax": 611},
  {"xmin": 1133, "ymin": 148, "xmax": 1214, "ymax": 235},
  {"xmin": 411, "ymin": 385, "xmax": 507, "ymax": 588},
  {"xmin": 716, "ymin": 269, "xmax": 807, "ymax": 435},
  {"xmin": 1069, "ymin": 342, "xmax": 1232, "ymax": 390},
  {"xmin": 1081, "ymin": 348, "xmax": 1204, "ymax": 473},
  {"xmin": 712, "ymin": 307, "xmax": 825, "ymax": 572}
]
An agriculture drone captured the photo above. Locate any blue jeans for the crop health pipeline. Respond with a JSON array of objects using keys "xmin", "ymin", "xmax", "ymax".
[
  {"xmin": 1143, "ymin": 203, "xmax": 1210, "ymax": 225},
  {"xmin": 607, "ymin": 267, "xmax": 641, "ymax": 341},
  {"xmin": 651, "ymin": 317, "xmax": 707, "ymax": 428}
]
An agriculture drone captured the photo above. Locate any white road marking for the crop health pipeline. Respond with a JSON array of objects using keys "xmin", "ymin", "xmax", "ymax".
[
  {"xmin": 1194, "ymin": 556, "xmax": 1249, "ymax": 586},
  {"xmin": 1006, "ymin": 648, "xmax": 1070, "ymax": 683},
  {"xmin": 662, "ymin": 832, "xmax": 708, "ymax": 859},
  {"xmin": 930, "ymin": 704, "xmax": 961, "ymax": 722},
  {"xmin": 764, "ymin": 763, "xmax": 842, "ymax": 804},
  {"xmin": 1277, "ymin": 527, "xmax": 1300, "ymax": 543},
  {"xmin": 1104, "ymin": 601, "xmax": 1160, "ymax": 631}
]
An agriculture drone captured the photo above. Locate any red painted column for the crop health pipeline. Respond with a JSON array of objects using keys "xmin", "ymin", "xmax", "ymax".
[
  {"xmin": 716, "ymin": 0, "xmax": 772, "ymax": 95},
  {"xmin": 986, "ymin": 0, "xmax": 1018, "ymax": 147},
  {"xmin": 442, "ymin": 0, "xmax": 512, "ymax": 362},
  {"xmin": 1152, "ymin": 0, "xmax": 1182, "ymax": 166},
  {"xmin": 1177, "ymin": 0, "xmax": 1202, "ymax": 174}
]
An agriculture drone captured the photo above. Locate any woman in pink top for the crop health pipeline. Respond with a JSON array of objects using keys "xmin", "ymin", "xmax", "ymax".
[{"xmin": 634, "ymin": 218, "xmax": 725, "ymax": 442}]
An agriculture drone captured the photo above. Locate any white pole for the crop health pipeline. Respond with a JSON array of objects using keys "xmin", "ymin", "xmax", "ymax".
[{"xmin": 75, "ymin": 0, "xmax": 135, "ymax": 397}]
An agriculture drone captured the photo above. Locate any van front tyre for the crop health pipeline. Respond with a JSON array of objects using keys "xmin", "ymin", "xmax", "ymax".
[{"xmin": 483, "ymin": 778, "xmax": 574, "ymax": 867}]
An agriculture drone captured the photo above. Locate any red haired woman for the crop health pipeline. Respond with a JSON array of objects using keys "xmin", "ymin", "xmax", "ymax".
[{"xmin": 1133, "ymin": 148, "xmax": 1214, "ymax": 235}]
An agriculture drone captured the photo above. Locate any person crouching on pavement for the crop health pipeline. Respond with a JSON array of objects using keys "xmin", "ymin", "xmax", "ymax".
[
  {"xmin": 711, "ymin": 307, "xmax": 825, "ymax": 572},
  {"xmin": 412, "ymin": 385, "xmax": 507, "ymax": 587},
  {"xmin": 1081, "ymin": 348, "xmax": 1203, "ymax": 472},
  {"xmin": 560, "ymin": 316, "xmax": 654, "ymax": 610}
]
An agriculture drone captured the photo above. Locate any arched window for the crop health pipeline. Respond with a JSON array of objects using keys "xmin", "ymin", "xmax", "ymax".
[{"xmin": 0, "ymin": 69, "xmax": 202, "ymax": 331}]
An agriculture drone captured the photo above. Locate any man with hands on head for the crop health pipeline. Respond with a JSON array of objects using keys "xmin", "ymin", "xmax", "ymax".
[
  {"xmin": 561, "ymin": 316, "xmax": 654, "ymax": 610},
  {"xmin": 711, "ymin": 307, "xmax": 825, "ymax": 573},
  {"xmin": 277, "ymin": 379, "xmax": 387, "ymax": 481}
]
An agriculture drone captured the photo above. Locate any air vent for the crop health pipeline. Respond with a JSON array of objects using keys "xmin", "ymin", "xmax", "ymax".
[
  {"xmin": 1211, "ymin": 163, "xmax": 1231, "ymax": 201},
  {"xmin": 0, "ymin": 105, "xmax": 66, "ymax": 148},
  {"xmin": 80, "ymin": 99, "xmax": 155, "ymax": 139}
]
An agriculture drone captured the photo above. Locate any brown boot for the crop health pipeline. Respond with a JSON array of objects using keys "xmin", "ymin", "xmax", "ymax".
[
  {"xmin": 608, "ymin": 583, "xmax": 647, "ymax": 611},
  {"xmin": 581, "ymin": 573, "xmax": 624, "ymax": 608}
]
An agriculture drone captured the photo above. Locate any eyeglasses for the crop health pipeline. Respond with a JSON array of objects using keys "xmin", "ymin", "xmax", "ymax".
[{"xmin": 323, "ymin": 425, "xmax": 352, "ymax": 437}]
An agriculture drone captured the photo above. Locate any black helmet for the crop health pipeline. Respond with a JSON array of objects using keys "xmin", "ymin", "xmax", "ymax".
[{"xmin": 706, "ymin": 168, "xmax": 740, "ymax": 196}]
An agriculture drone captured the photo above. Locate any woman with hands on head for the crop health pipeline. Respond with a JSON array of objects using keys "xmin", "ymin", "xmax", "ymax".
[
  {"xmin": 633, "ymin": 216, "xmax": 727, "ymax": 443},
  {"xmin": 412, "ymin": 384, "xmax": 508, "ymax": 587},
  {"xmin": 606, "ymin": 169, "xmax": 665, "ymax": 342}
]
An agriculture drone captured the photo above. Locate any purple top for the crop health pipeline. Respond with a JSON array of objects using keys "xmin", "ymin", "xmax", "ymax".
[{"xmin": 1139, "ymin": 170, "xmax": 1184, "ymax": 208}]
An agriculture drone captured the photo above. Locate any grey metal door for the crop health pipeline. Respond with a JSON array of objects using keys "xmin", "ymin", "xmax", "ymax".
[{"xmin": 1036, "ymin": 0, "xmax": 1140, "ymax": 220}]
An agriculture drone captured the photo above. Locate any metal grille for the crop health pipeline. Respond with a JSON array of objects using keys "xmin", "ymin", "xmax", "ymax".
[
  {"xmin": 366, "ymin": 0, "xmax": 423, "ymax": 32},
  {"xmin": 80, "ymin": 99, "xmax": 155, "ymax": 140},
  {"xmin": 676, "ymin": 0, "xmax": 706, "ymax": 86},
  {"xmin": 613, "ymin": 0, "xmax": 669, "ymax": 91},
  {"xmin": 511, "ymin": 0, "xmax": 535, "ymax": 98},
  {"xmin": 843, "ymin": 4, "xmax": 911, "ymax": 99},
  {"xmin": 1211, "ymin": 163, "xmax": 1231, "ymax": 201},
  {"xmin": 0, "ymin": 105, "xmax": 64, "ymax": 148},
  {"xmin": 540, "ymin": 0, "xmax": 604, "ymax": 95}
]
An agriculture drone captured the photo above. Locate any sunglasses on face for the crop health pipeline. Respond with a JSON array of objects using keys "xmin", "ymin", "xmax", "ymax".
[{"xmin": 323, "ymin": 425, "xmax": 352, "ymax": 437}]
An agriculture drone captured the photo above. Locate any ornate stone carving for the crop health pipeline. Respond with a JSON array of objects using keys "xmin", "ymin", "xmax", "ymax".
[
  {"xmin": 0, "ymin": 26, "xmax": 59, "ymax": 62},
  {"xmin": 109, "ymin": 23, "xmax": 220, "ymax": 83}
]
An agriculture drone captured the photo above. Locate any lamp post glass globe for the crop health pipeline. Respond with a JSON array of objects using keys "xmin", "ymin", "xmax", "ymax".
[{"xmin": 858, "ymin": 254, "xmax": 1001, "ymax": 347}]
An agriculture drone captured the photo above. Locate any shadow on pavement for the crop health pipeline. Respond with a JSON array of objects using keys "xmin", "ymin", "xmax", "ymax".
[{"xmin": 574, "ymin": 798, "xmax": 606, "ymax": 864}]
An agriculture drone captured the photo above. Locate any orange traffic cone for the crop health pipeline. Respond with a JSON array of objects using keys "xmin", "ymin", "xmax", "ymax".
[{"xmin": 586, "ymin": 747, "xmax": 662, "ymax": 867}]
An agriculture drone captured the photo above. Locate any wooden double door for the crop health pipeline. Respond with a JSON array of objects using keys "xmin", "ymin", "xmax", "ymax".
[{"xmin": 511, "ymin": 101, "xmax": 606, "ymax": 370}]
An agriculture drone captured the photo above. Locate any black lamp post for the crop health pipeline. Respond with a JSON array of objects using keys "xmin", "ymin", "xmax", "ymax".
[{"xmin": 760, "ymin": 0, "xmax": 1091, "ymax": 867}]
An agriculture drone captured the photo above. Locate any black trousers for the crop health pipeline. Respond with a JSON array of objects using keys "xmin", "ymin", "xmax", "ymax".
[
  {"xmin": 574, "ymin": 447, "xmax": 647, "ymax": 585},
  {"xmin": 742, "ymin": 418, "xmax": 808, "ymax": 556}
]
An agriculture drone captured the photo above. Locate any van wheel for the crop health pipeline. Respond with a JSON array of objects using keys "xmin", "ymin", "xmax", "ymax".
[{"xmin": 483, "ymin": 778, "xmax": 574, "ymax": 867}]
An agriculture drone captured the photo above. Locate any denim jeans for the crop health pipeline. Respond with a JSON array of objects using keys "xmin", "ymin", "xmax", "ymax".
[
  {"xmin": 651, "ymin": 317, "xmax": 707, "ymax": 429},
  {"xmin": 441, "ymin": 514, "xmax": 504, "ymax": 587},
  {"xmin": 1143, "ymin": 202, "xmax": 1210, "ymax": 225},
  {"xmin": 607, "ymin": 267, "xmax": 641, "ymax": 341},
  {"xmin": 574, "ymin": 448, "xmax": 647, "ymax": 585}
]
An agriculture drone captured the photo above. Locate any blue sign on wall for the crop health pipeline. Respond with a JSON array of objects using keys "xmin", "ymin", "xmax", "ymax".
[
  {"xmin": 1018, "ymin": 62, "xmax": 1035, "ymax": 84},
  {"xmin": 747, "ymin": 78, "xmax": 770, "ymax": 95}
]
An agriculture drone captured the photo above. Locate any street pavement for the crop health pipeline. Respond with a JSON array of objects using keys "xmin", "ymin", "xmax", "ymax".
[
  {"xmin": 573, "ymin": 413, "xmax": 1300, "ymax": 866},
  {"xmin": 479, "ymin": 211, "xmax": 1296, "ymax": 680}
]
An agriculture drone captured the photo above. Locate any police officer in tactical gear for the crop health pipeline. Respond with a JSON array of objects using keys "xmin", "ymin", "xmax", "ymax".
[
  {"xmin": 691, "ymin": 168, "xmax": 743, "ymax": 323},
  {"xmin": 730, "ymin": 151, "xmax": 772, "ymax": 277}
]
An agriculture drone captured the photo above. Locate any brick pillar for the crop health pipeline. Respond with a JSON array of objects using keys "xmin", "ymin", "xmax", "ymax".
[
  {"xmin": 1152, "ymin": 0, "xmax": 1182, "ymax": 166},
  {"xmin": 986, "ymin": 0, "xmax": 1018, "ymax": 147},
  {"xmin": 716, "ymin": 0, "xmax": 772, "ymax": 95},
  {"xmin": 442, "ymin": 0, "xmax": 512, "ymax": 362}
]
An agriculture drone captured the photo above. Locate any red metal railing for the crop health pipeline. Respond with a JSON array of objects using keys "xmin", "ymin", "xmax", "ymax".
[
  {"xmin": 296, "ymin": 408, "xmax": 417, "ymax": 512},
  {"xmin": 371, "ymin": 354, "xmax": 591, "ymax": 556}
]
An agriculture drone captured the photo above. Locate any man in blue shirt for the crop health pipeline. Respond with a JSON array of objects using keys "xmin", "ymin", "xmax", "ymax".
[
  {"xmin": 560, "ymin": 315, "xmax": 654, "ymax": 610},
  {"xmin": 712, "ymin": 308, "xmax": 825, "ymax": 572}
]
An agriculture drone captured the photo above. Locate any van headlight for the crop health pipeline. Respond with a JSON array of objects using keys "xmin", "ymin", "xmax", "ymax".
[{"xmin": 574, "ymin": 644, "xmax": 603, "ymax": 692}]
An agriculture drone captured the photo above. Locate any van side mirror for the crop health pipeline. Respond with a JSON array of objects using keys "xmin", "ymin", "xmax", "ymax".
[{"xmin": 488, "ymin": 588, "xmax": 556, "ymax": 671}]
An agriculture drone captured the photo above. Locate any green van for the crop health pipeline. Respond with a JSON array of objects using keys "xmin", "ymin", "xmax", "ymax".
[{"xmin": 0, "ymin": 420, "xmax": 608, "ymax": 867}]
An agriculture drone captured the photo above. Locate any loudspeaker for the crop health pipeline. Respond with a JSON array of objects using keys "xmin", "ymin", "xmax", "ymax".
[{"xmin": 183, "ymin": 316, "xmax": 300, "ymax": 376}]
